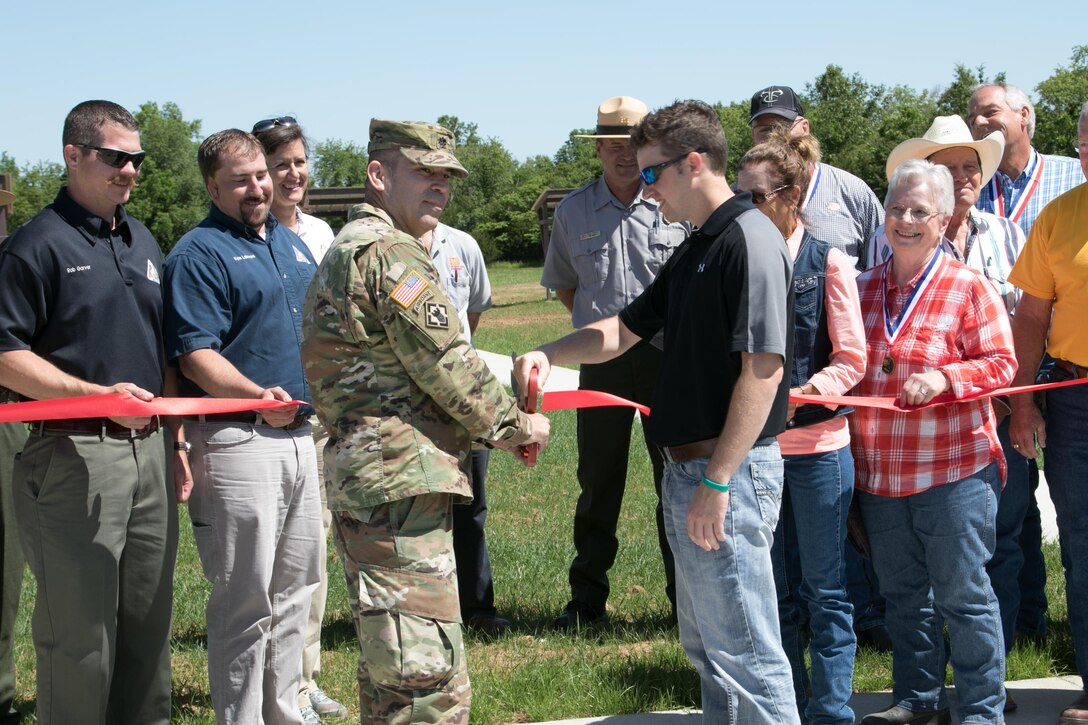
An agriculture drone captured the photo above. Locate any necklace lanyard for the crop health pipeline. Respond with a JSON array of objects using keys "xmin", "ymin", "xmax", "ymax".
[
  {"xmin": 990, "ymin": 154, "xmax": 1044, "ymax": 223},
  {"xmin": 801, "ymin": 165, "xmax": 821, "ymax": 212},
  {"xmin": 882, "ymin": 248, "xmax": 943, "ymax": 345}
]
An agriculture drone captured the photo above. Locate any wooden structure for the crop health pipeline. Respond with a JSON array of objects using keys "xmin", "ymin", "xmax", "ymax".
[
  {"xmin": 303, "ymin": 186, "xmax": 366, "ymax": 221},
  {"xmin": 530, "ymin": 188, "xmax": 574, "ymax": 258},
  {"xmin": 0, "ymin": 173, "xmax": 12, "ymax": 240}
]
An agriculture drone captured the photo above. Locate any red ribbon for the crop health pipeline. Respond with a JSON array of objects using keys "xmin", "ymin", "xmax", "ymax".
[
  {"xmin": 0, "ymin": 393, "xmax": 302, "ymax": 424},
  {"xmin": 540, "ymin": 376, "xmax": 1088, "ymax": 416}
]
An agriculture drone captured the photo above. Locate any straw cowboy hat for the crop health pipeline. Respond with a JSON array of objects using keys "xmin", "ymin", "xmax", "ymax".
[
  {"xmin": 886, "ymin": 115, "xmax": 1005, "ymax": 184},
  {"xmin": 574, "ymin": 96, "xmax": 649, "ymax": 139}
]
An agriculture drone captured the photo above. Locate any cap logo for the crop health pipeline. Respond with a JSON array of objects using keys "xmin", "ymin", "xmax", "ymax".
[
  {"xmin": 438, "ymin": 136, "xmax": 447, "ymax": 148},
  {"xmin": 761, "ymin": 89, "xmax": 784, "ymax": 103},
  {"xmin": 619, "ymin": 115, "xmax": 629, "ymax": 125}
]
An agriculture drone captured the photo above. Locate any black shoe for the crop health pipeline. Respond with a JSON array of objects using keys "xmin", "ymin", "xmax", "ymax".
[
  {"xmin": 860, "ymin": 705, "xmax": 951, "ymax": 725},
  {"xmin": 551, "ymin": 601, "xmax": 607, "ymax": 631},
  {"xmin": 464, "ymin": 613, "xmax": 512, "ymax": 636},
  {"xmin": 856, "ymin": 624, "xmax": 894, "ymax": 652},
  {"xmin": 1004, "ymin": 687, "xmax": 1017, "ymax": 713}
]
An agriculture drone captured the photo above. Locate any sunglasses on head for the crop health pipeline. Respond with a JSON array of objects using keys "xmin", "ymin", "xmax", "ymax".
[
  {"xmin": 76, "ymin": 144, "xmax": 147, "ymax": 170},
  {"xmin": 251, "ymin": 116, "xmax": 298, "ymax": 134},
  {"xmin": 639, "ymin": 148, "xmax": 705, "ymax": 186}
]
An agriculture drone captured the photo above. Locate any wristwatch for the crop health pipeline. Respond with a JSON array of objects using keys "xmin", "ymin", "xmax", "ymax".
[{"xmin": 174, "ymin": 441, "xmax": 192, "ymax": 454}]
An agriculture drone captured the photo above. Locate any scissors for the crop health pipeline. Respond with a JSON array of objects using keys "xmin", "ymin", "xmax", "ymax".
[{"xmin": 510, "ymin": 352, "xmax": 540, "ymax": 466}]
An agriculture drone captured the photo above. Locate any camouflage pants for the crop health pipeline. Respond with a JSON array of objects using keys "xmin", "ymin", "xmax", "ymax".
[{"xmin": 333, "ymin": 493, "xmax": 470, "ymax": 724}]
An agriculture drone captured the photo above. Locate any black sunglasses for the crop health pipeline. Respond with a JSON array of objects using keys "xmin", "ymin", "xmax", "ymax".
[
  {"xmin": 749, "ymin": 184, "xmax": 791, "ymax": 205},
  {"xmin": 640, "ymin": 149, "xmax": 704, "ymax": 186},
  {"xmin": 252, "ymin": 116, "xmax": 298, "ymax": 134},
  {"xmin": 76, "ymin": 144, "xmax": 147, "ymax": 170}
]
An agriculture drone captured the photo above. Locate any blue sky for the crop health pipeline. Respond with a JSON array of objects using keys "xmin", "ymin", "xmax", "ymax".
[{"xmin": 2, "ymin": 0, "xmax": 1084, "ymax": 166}]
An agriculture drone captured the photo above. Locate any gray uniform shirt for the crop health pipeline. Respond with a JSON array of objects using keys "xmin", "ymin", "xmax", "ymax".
[
  {"xmin": 429, "ymin": 222, "xmax": 491, "ymax": 342},
  {"xmin": 804, "ymin": 162, "xmax": 884, "ymax": 271},
  {"xmin": 541, "ymin": 176, "xmax": 688, "ymax": 328}
]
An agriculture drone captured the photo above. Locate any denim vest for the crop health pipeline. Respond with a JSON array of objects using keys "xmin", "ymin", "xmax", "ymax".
[{"xmin": 787, "ymin": 232, "xmax": 853, "ymax": 430}]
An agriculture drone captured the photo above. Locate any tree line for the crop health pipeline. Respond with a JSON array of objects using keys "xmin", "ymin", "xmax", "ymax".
[{"xmin": 3, "ymin": 48, "xmax": 1085, "ymax": 262}]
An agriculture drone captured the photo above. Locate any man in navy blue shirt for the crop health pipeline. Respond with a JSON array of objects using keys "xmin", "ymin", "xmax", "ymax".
[{"xmin": 163, "ymin": 129, "xmax": 321, "ymax": 725}]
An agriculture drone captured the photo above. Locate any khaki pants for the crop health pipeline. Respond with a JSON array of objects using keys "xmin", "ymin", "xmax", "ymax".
[
  {"xmin": 333, "ymin": 493, "xmax": 469, "ymax": 724},
  {"xmin": 14, "ymin": 430, "xmax": 175, "ymax": 725},
  {"xmin": 188, "ymin": 421, "xmax": 321, "ymax": 725},
  {"xmin": 298, "ymin": 423, "xmax": 333, "ymax": 707}
]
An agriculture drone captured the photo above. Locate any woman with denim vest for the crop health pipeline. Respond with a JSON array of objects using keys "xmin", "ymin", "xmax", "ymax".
[{"xmin": 737, "ymin": 130, "xmax": 866, "ymax": 725}]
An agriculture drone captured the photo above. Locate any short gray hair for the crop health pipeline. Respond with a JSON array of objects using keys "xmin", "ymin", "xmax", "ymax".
[
  {"xmin": 973, "ymin": 83, "xmax": 1036, "ymax": 139},
  {"xmin": 886, "ymin": 159, "xmax": 955, "ymax": 218},
  {"xmin": 1080, "ymin": 100, "xmax": 1088, "ymax": 125}
]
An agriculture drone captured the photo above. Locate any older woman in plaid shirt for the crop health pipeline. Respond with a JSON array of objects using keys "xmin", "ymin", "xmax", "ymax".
[{"xmin": 851, "ymin": 159, "xmax": 1016, "ymax": 725}]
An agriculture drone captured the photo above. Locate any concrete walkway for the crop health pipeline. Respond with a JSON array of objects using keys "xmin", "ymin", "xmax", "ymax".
[{"xmin": 528, "ymin": 675, "xmax": 1084, "ymax": 723}]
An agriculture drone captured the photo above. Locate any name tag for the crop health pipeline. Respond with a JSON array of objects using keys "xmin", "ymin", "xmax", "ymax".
[{"xmin": 579, "ymin": 230, "xmax": 601, "ymax": 241}]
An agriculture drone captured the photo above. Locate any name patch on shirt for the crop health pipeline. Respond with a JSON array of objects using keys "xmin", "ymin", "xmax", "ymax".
[
  {"xmin": 390, "ymin": 271, "xmax": 429, "ymax": 308},
  {"xmin": 579, "ymin": 230, "xmax": 601, "ymax": 240}
]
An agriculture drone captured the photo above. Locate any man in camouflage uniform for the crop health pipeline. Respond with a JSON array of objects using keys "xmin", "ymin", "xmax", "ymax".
[{"xmin": 301, "ymin": 119, "xmax": 549, "ymax": 723}]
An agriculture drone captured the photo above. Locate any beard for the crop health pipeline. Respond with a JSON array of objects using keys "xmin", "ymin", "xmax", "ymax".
[{"xmin": 240, "ymin": 195, "xmax": 270, "ymax": 230}]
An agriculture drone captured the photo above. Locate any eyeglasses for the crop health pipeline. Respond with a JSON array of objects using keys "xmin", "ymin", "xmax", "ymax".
[
  {"xmin": 640, "ymin": 149, "xmax": 704, "ymax": 185},
  {"xmin": 887, "ymin": 204, "xmax": 939, "ymax": 222},
  {"xmin": 75, "ymin": 144, "xmax": 147, "ymax": 170},
  {"xmin": 749, "ymin": 184, "xmax": 791, "ymax": 205},
  {"xmin": 252, "ymin": 116, "xmax": 298, "ymax": 134}
]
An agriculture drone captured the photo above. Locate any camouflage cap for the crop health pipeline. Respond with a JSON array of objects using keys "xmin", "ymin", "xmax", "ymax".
[{"xmin": 368, "ymin": 119, "xmax": 468, "ymax": 179}]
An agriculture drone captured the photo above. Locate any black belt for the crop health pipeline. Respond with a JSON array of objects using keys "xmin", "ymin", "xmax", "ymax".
[
  {"xmin": 1054, "ymin": 359, "xmax": 1088, "ymax": 379},
  {"xmin": 31, "ymin": 417, "xmax": 160, "ymax": 440},
  {"xmin": 661, "ymin": 435, "xmax": 777, "ymax": 464},
  {"xmin": 188, "ymin": 412, "xmax": 310, "ymax": 431}
]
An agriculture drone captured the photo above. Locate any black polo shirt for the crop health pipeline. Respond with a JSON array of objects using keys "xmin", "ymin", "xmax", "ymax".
[
  {"xmin": 0, "ymin": 187, "xmax": 165, "ymax": 396},
  {"xmin": 621, "ymin": 193, "xmax": 793, "ymax": 447}
]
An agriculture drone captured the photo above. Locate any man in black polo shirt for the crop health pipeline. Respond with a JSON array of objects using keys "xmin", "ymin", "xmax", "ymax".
[
  {"xmin": 0, "ymin": 100, "xmax": 175, "ymax": 724},
  {"xmin": 515, "ymin": 100, "xmax": 799, "ymax": 724}
]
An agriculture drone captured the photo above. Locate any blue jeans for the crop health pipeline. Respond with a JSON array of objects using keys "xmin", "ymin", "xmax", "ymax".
[
  {"xmin": 860, "ymin": 462, "xmax": 1005, "ymax": 724},
  {"xmin": 1043, "ymin": 377, "xmax": 1088, "ymax": 680},
  {"xmin": 773, "ymin": 446, "xmax": 856, "ymax": 725},
  {"xmin": 988, "ymin": 419, "xmax": 1033, "ymax": 654},
  {"xmin": 662, "ymin": 443, "xmax": 800, "ymax": 724}
]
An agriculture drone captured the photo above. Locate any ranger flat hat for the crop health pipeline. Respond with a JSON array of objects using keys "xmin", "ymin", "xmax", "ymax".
[
  {"xmin": 749, "ymin": 86, "xmax": 805, "ymax": 123},
  {"xmin": 885, "ymin": 115, "xmax": 1004, "ymax": 184},
  {"xmin": 574, "ymin": 96, "xmax": 649, "ymax": 139},
  {"xmin": 368, "ymin": 119, "xmax": 468, "ymax": 179}
]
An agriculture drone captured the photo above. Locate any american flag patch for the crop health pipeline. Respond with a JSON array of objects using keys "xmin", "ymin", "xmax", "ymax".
[{"xmin": 389, "ymin": 271, "xmax": 429, "ymax": 308}]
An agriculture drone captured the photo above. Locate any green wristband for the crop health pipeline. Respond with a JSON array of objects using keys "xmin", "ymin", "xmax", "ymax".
[{"xmin": 702, "ymin": 475, "xmax": 731, "ymax": 492}]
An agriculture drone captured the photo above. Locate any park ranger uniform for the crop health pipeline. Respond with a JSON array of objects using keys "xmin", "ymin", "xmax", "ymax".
[{"xmin": 302, "ymin": 162, "xmax": 534, "ymax": 724}]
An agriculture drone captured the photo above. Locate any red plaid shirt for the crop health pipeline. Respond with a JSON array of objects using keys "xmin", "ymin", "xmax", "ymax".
[{"xmin": 849, "ymin": 253, "xmax": 1016, "ymax": 497}]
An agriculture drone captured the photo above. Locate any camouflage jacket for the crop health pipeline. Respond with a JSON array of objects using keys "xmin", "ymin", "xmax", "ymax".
[{"xmin": 301, "ymin": 203, "xmax": 532, "ymax": 511}]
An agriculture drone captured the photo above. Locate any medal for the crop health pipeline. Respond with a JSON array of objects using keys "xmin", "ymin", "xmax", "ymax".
[{"xmin": 882, "ymin": 355, "xmax": 894, "ymax": 374}]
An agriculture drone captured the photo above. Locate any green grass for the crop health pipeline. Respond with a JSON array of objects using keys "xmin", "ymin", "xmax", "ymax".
[{"xmin": 9, "ymin": 263, "xmax": 1081, "ymax": 723}]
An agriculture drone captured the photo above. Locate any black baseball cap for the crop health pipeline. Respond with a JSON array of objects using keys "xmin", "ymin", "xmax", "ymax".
[{"xmin": 749, "ymin": 86, "xmax": 805, "ymax": 123}]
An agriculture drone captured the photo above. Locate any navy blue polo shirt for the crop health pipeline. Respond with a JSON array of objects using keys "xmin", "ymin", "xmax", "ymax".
[
  {"xmin": 163, "ymin": 205, "xmax": 316, "ymax": 413},
  {"xmin": 0, "ymin": 187, "xmax": 165, "ymax": 395},
  {"xmin": 621, "ymin": 193, "xmax": 794, "ymax": 446}
]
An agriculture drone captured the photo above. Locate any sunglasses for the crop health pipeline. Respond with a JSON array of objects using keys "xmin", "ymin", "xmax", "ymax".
[
  {"xmin": 76, "ymin": 144, "xmax": 147, "ymax": 170},
  {"xmin": 749, "ymin": 184, "xmax": 791, "ymax": 205},
  {"xmin": 252, "ymin": 116, "xmax": 298, "ymax": 134},
  {"xmin": 640, "ymin": 149, "xmax": 705, "ymax": 186}
]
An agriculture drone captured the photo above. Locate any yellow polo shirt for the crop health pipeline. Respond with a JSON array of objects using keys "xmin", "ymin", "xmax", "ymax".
[{"xmin": 1009, "ymin": 182, "xmax": 1088, "ymax": 366}]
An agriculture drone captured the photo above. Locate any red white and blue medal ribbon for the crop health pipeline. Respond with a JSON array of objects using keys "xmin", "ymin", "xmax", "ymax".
[
  {"xmin": 989, "ymin": 153, "xmax": 1044, "ymax": 224},
  {"xmin": 801, "ymin": 164, "xmax": 821, "ymax": 212},
  {"xmin": 882, "ymin": 248, "xmax": 943, "ymax": 346}
]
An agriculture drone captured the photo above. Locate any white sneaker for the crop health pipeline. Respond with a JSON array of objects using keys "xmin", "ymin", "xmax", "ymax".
[
  {"xmin": 300, "ymin": 705, "xmax": 321, "ymax": 724},
  {"xmin": 309, "ymin": 689, "xmax": 348, "ymax": 718}
]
